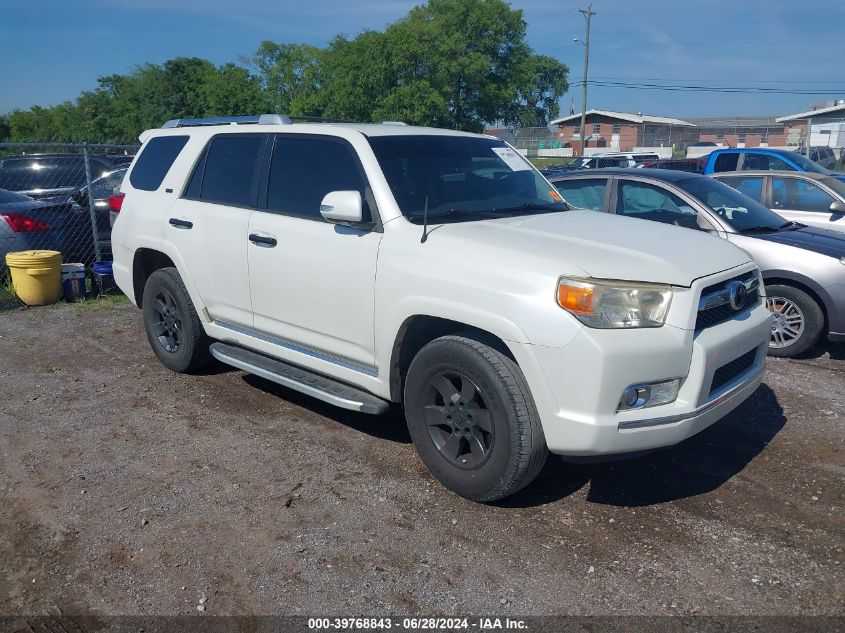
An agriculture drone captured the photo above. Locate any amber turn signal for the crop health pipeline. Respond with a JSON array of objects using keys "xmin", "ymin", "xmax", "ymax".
[{"xmin": 557, "ymin": 283, "xmax": 595, "ymax": 316}]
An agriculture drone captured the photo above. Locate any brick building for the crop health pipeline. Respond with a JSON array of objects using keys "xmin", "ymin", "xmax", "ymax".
[{"xmin": 548, "ymin": 110, "xmax": 696, "ymax": 153}]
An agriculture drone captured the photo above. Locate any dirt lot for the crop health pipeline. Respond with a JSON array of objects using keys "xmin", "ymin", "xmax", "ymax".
[{"xmin": 0, "ymin": 298, "xmax": 843, "ymax": 617}]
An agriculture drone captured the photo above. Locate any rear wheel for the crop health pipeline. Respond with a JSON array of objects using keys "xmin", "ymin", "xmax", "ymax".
[
  {"xmin": 142, "ymin": 267, "xmax": 211, "ymax": 372},
  {"xmin": 403, "ymin": 334, "xmax": 547, "ymax": 502},
  {"xmin": 765, "ymin": 284, "xmax": 824, "ymax": 358}
]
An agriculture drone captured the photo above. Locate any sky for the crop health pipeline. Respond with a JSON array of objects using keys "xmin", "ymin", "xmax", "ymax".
[{"xmin": 1, "ymin": 0, "xmax": 843, "ymax": 119}]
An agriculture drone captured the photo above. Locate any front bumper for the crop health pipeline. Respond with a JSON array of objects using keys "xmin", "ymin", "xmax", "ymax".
[{"xmin": 511, "ymin": 272, "xmax": 773, "ymax": 457}]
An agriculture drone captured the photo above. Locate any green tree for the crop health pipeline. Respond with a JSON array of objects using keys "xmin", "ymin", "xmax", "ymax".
[
  {"xmin": 201, "ymin": 63, "xmax": 268, "ymax": 117},
  {"xmin": 507, "ymin": 54, "xmax": 569, "ymax": 127},
  {"xmin": 248, "ymin": 41, "xmax": 323, "ymax": 115}
]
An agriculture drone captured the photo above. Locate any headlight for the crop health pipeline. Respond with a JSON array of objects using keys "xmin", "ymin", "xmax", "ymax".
[{"xmin": 557, "ymin": 277, "xmax": 673, "ymax": 328}]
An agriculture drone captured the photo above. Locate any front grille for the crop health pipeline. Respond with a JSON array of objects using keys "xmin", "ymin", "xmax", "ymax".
[
  {"xmin": 696, "ymin": 272, "xmax": 760, "ymax": 331},
  {"xmin": 709, "ymin": 348, "xmax": 757, "ymax": 396}
]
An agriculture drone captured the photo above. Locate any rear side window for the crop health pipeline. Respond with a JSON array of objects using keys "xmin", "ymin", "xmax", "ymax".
[
  {"xmin": 713, "ymin": 153, "xmax": 739, "ymax": 172},
  {"xmin": 719, "ymin": 176, "xmax": 764, "ymax": 202},
  {"xmin": 130, "ymin": 136, "xmax": 188, "ymax": 191},
  {"xmin": 185, "ymin": 134, "xmax": 264, "ymax": 206},
  {"xmin": 553, "ymin": 178, "xmax": 607, "ymax": 210},
  {"xmin": 266, "ymin": 136, "xmax": 368, "ymax": 221}
]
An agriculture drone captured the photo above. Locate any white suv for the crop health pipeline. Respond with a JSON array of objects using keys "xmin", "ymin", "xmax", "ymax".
[{"xmin": 111, "ymin": 115, "xmax": 772, "ymax": 502}]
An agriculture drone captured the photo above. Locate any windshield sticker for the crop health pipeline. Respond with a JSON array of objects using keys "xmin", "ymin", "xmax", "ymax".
[
  {"xmin": 492, "ymin": 147, "xmax": 531, "ymax": 171},
  {"xmin": 549, "ymin": 189, "xmax": 563, "ymax": 202}
]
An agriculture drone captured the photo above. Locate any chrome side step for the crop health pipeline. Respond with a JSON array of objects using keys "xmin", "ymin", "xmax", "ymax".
[{"xmin": 210, "ymin": 342, "xmax": 389, "ymax": 415}]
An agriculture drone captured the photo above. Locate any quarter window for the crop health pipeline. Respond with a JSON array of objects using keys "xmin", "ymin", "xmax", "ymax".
[
  {"xmin": 267, "ymin": 136, "xmax": 368, "ymax": 221},
  {"xmin": 130, "ymin": 136, "xmax": 189, "ymax": 191},
  {"xmin": 616, "ymin": 180, "xmax": 714, "ymax": 231}
]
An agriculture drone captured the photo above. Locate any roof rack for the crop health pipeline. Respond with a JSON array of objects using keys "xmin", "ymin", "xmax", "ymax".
[{"xmin": 161, "ymin": 114, "xmax": 292, "ymax": 128}]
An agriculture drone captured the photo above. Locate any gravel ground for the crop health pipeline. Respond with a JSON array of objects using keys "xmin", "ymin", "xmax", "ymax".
[{"xmin": 0, "ymin": 298, "xmax": 843, "ymax": 617}]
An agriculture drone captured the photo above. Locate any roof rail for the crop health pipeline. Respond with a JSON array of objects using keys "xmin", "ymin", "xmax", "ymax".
[
  {"xmin": 381, "ymin": 121, "xmax": 408, "ymax": 125},
  {"xmin": 161, "ymin": 114, "xmax": 292, "ymax": 128}
]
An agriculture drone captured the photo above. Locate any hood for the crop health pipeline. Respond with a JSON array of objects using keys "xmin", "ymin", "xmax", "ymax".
[
  {"xmin": 749, "ymin": 224, "xmax": 845, "ymax": 258},
  {"xmin": 435, "ymin": 210, "xmax": 752, "ymax": 287}
]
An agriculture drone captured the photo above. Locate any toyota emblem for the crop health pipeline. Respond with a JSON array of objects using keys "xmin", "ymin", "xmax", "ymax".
[{"xmin": 727, "ymin": 281, "xmax": 748, "ymax": 311}]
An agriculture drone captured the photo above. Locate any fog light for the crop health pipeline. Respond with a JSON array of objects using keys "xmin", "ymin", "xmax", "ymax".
[{"xmin": 618, "ymin": 378, "xmax": 681, "ymax": 412}]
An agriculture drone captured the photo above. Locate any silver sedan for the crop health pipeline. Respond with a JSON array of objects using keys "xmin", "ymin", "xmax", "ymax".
[{"xmin": 550, "ymin": 168, "xmax": 845, "ymax": 357}]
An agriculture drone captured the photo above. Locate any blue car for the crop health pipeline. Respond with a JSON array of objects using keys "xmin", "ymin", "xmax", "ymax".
[{"xmin": 702, "ymin": 148, "xmax": 845, "ymax": 183}]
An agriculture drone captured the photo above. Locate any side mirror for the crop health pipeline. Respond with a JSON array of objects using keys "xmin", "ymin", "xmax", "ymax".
[
  {"xmin": 320, "ymin": 191, "xmax": 363, "ymax": 225},
  {"xmin": 829, "ymin": 200, "xmax": 845, "ymax": 214}
]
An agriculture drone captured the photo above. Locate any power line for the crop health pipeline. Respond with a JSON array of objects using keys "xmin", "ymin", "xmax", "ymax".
[
  {"xmin": 573, "ymin": 75, "xmax": 845, "ymax": 85},
  {"xmin": 582, "ymin": 80, "xmax": 845, "ymax": 95}
]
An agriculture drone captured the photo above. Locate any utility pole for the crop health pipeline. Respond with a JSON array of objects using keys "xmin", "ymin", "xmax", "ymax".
[{"xmin": 576, "ymin": 3, "xmax": 596, "ymax": 155}]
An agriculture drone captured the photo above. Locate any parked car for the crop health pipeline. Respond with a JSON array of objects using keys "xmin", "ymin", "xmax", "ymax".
[
  {"xmin": 0, "ymin": 153, "xmax": 128, "ymax": 202},
  {"xmin": 806, "ymin": 146, "xmax": 838, "ymax": 170},
  {"xmin": 0, "ymin": 187, "xmax": 97, "ymax": 268},
  {"xmin": 65, "ymin": 167, "xmax": 128, "ymax": 252},
  {"xmin": 713, "ymin": 171, "xmax": 845, "ymax": 234},
  {"xmin": 111, "ymin": 115, "xmax": 771, "ymax": 502},
  {"xmin": 639, "ymin": 158, "xmax": 705, "ymax": 173},
  {"xmin": 568, "ymin": 152, "xmax": 660, "ymax": 170},
  {"xmin": 550, "ymin": 168, "xmax": 845, "ymax": 356},
  {"xmin": 702, "ymin": 148, "xmax": 845, "ymax": 183}
]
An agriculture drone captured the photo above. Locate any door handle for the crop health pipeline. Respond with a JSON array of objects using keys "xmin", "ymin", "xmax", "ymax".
[
  {"xmin": 249, "ymin": 233, "xmax": 277, "ymax": 247},
  {"xmin": 169, "ymin": 218, "xmax": 193, "ymax": 229}
]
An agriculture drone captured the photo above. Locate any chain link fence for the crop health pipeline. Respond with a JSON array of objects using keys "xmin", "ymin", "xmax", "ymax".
[
  {"xmin": 497, "ymin": 115, "xmax": 845, "ymax": 167},
  {"xmin": 0, "ymin": 142, "xmax": 137, "ymax": 310}
]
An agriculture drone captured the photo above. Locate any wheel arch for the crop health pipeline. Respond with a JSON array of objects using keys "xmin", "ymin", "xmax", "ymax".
[
  {"xmin": 388, "ymin": 315, "xmax": 518, "ymax": 403},
  {"xmin": 132, "ymin": 248, "xmax": 177, "ymax": 308},
  {"xmin": 762, "ymin": 271, "xmax": 830, "ymax": 330}
]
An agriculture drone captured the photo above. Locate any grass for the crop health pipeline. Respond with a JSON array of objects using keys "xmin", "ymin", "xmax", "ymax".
[
  {"xmin": 528, "ymin": 157, "xmax": 575, "ymax": 169},
  {"xmin": 71, "ymin": 292, "xmax": 129, "ymax": 312}
]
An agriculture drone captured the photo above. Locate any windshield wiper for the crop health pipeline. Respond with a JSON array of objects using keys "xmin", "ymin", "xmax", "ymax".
[
  {"xmin": 408, "ymin": 208, "xmax": 496, "ymax": 223},
  {"xmin": 739, "ymin": 225, "xmax": 780, "ymax": 233},
  {"xmin": 482, "ymin": 202, "xmax": 566, "ymax": 216}
]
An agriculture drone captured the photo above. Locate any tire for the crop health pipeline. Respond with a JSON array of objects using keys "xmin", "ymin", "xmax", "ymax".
[
  {"xmin": 141, "ymin": 267, "xmax": 211, "ymax": 373},
  {"xmin": 403, "ymin": 334, "xmax": 547, "ymax": 502},
  {"xmin": 765, "ymin": 283, "xmax": 825, "ymax": 358}
]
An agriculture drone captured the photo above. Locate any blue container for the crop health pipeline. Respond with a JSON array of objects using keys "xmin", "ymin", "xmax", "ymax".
[
  {"xmin": 93, "ymin": 260, "xmax": 119, "ymax": 295},
  {"xmin": 61, "ymin": 263, "xmax": 86, "ymax": 302}
]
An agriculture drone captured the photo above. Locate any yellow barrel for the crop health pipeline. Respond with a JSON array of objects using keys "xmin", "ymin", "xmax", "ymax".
[{"xmin": 5, "ymin": 250, "xmax": 63, "ymax": 306}]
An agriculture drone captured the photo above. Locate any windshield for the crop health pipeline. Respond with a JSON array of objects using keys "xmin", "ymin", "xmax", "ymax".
[
  {"xmin": 676, "ymin": 176, "xmax": 788, "ymax": 232},
  {"xmin": 367, "ymin": 135, "xmax": 567, "ymax": 223},
  {"xmin": 780, "ymin": 150, "xmax": 831, "ymax": 175}
]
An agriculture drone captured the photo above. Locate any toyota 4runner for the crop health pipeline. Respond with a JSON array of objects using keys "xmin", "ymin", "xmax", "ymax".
[{"xmin": 111, "ymin": 115, "xmax": 772, "ymax": 502}]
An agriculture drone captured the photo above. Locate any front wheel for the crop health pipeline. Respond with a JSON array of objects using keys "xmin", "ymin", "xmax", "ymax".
[
  {"xmin": 765, "ymin": 284, "xmax": 825, "ymax": 358},
  {"xmin": 403, "ymin": 334, "xmax": 547, "ymax": 502}
]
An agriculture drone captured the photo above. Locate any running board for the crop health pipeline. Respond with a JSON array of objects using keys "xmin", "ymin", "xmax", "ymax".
[{"xmin": 210, "ymin": 342, "xmax": 389, "ymax": 415}]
